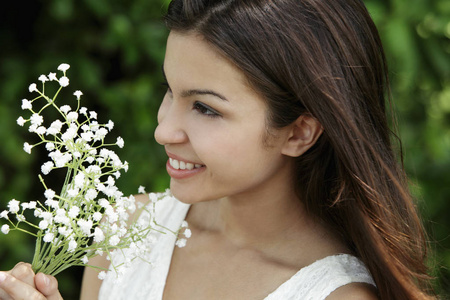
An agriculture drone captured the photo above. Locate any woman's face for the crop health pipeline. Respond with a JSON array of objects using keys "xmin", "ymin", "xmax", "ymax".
[{"xmin": 155, "ymin": 32, "xmax": 293, "ymax": 204}]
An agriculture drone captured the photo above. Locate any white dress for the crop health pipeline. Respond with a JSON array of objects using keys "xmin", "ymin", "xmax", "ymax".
[{"xmin": 99, "ymin": 195, "xmax": 376, "ymax": 300}]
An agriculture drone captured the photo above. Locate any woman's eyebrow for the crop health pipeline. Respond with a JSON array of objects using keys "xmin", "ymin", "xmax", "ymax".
[
  {"xmin": 161, "ymin": 65, "xmax": 228, "ymax": 102},
  {"xmin": 180, "ymin": 89, "xmax": 228, "ymax": 101}
]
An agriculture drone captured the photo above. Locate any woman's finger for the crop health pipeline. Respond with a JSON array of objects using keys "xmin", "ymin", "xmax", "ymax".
[
  {"xmin": 10, "ymin": 262, "xmax": 36, "ymax": 288},
  {"xmin": 35, "ymin": 273, "xmax": 64, "ymax": 300},
  {"xmin": 0, "ymin": 287, "xmax": 13, "ymax": 300},
  {"xmin": 0, "ymin": 271, "xmax": 47, "ymax": 300}
]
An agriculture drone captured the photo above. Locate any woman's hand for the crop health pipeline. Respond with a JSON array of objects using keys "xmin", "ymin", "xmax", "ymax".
[{"xmin": 0, "ymin": 262, "xmax": 63, "ymax": 300}]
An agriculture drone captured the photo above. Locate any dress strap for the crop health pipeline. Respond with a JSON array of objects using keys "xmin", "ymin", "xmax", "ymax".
[{"xmin": 265, "ymin": 254, "xmax": 376, "ymax": 300}]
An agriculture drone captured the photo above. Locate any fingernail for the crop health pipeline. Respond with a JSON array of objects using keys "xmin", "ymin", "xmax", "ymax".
[{"xmin": 0, "ymin": 272, "xmax": 6, "ymax": 284}]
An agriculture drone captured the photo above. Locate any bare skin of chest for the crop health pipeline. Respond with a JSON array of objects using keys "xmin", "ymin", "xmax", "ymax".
[{"xmin": 162, "ymin": 231, "xmax": 300, "ymax": 300}]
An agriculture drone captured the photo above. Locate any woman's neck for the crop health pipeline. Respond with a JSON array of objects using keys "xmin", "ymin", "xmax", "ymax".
[{"xmin": 187, "ymin": 177, "xmax": 314, "ymax": 249}]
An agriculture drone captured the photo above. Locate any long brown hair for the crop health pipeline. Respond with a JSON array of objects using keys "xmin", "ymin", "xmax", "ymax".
[{"xmin": 164, "ymin": 0, "xmax": 435, "ymax": 298}]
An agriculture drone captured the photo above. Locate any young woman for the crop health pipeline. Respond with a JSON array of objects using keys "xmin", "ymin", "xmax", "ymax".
[{"xmin": 0, "ymin": 0, "xmax": 435, "ymax": 299}]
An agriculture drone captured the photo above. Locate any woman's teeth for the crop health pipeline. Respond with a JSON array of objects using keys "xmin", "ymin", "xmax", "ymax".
[{"xmin": 169, "ymin": 158, "xmax": 203, "ymax": 170}]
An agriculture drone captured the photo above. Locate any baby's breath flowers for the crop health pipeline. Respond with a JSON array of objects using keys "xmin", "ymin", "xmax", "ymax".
[{"xmin": 0, "ymin": 64, "xmax": 189, "ymax": 278}]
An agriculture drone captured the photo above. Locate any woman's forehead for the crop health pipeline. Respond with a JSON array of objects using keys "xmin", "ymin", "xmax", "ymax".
[{"xmin": 164, "ymin": 32, "xmax": 252, "ymax": 96}]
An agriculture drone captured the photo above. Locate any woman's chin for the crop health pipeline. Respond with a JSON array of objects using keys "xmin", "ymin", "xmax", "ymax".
[{"xmin": 169, "ymin": 185, "xmax": 217, "ymax": 205}]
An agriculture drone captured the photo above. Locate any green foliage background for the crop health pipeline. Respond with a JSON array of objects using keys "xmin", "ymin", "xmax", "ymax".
[{"xmin": 0, "ymin": 0, "xmax": 448, "ymax": 298}]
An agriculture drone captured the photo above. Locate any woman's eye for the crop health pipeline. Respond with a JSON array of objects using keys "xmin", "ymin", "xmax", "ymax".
[{"xmin": 193, "ymin": 101, "xmax": 220, "ymax": 118}]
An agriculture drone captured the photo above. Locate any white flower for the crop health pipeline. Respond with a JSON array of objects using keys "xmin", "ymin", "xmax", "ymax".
[
  {"xmin": 34, "ymin": 208, "xmax": 42, "ymax": 218},
  {"xmin": 67, "ymin": 112, "xmax": 78, "ymax": 122},
  {"xmin": 48, "ymin": 72, "xmax": 58, "ymax": 81},
  {"xmin": 46, "ymin": 120, "xmax": 64, "ymax": 136},
  {"xmin": 46, "ymin": 126, "xmax": 59, "ymax": 136},
  {"xmin": 175, "ymin": 238, "xmax": 187, "ymax": 248},
  {"xmin": 0, "ymin": 210, "xmax": 8, "ymax": 219},
  {"xmin": 44, "ymin": 189, "xmax": 56, "ymax": 200},
  {"xmin": 61, "ymin": 124, "xmax": 77, "ymax": 142},
  {"xmin": 28, "ymin": 201, "xmax": 37, "ymax": 209},
  {"xmin": 16, "ymin": 116, "xmax": 26, "ymax": 126},
  {"xmin": 67, "ymin": 188, "xmax": 79, "ymax": 198},
  {"xmin": 98, "ymin": 199, "xmax": 109, "ymax": 208},
  {"xmin": 45, "ymin": 143, "xmax": 55, "ymax": 151},
  {"xmin": 105, "ymin": 207, "xmax": 118, "ymax": 223},
  {"xmin": 59, "ymin": 76, "xmax": 69, "ymax": 87},
  {"xmin": 79, "ymin": 107, "xmax": 87, "ymax": 115},
  {"xmin": 21, "ymin": 99, "xmax": 32, "ymax": 110},
  {"xmin": 1, "ymin": 224, "xmax": 10, "ymax": 234},
  {"xmin": 94, "ymin": 128, "xmax": 108, "ymax": 141},
  {"xmin": 109, "ymin": 235, "xmax": 120, "ymax": 246},
  {"xmin": 149, "ymin": 193, "xmax": 158, "ymax": 203},
  {"xmin": 137, "ymin": 186, "xmax": 146, "ymax": 194},
  {"xmin": 73, "ymin": 90, "xmax": 83, "ymax": 100},
  {"xmin": 93, "ymin": 212, "xmax": 102, "ymax": 222},
  {"xmin": 85, "ymin": 189, "xmax": 98, "ymax": 201},
  {"xmin": 81, "ymin": 256, "xmax": 89, "ymax": 264},
  {"xmin": 28, "ymin": 124, "xmax": 38, "ymax": 133},
  {"xmin": 94, "ymin": 227, "xmax": 105, "ymax": 242},
  {"xmin": 30, "ymin": 113, "xmax": 44, "ymax": 126},
  {"xmin": 106, "ymin": 176, "xmax": 115, "ymax": 187},
  {"xmin": 60, "ymin": 105, "xmax": 71, "ymax": 114},
  {"xmin": 114, "ymin": 171, "xmax": 121, "ymax": 179},
  {"xmin": 8, "ymin": 200, "xmax": 20, "ymax": 214},
  {"xmin": 68, "ymin": 206, "xmax": 80, "ymax": 218},
  {"xmin": 184, "ymin": 228, "xmax": 192, "ymax": 238},
  {"xmin": 58, "ymin": 226, "xmax": 72, "ymax": 237},
  {"xmin": 39, "ymin": 220, "xmax": 49, "ymax": 230},
  {"xmin": 41, "ymin": 161, "xmax": 54, "ymax": 175},
  {"xmin": 45, "ymin": 199, "xmax": 59, "ymax": 210},
  {"xmin": 35, "ymin": 126, "xmax": 46, "ymax": 135},
  {"xmin": 54, "ymin": 209, "xmax": 70, "ymax": 225},
  {"xmin": 89, "ymin": 111, "xmax": 97, "ymax": 119},
  {"xmin": 23, "ymin": 142, "xmax": 32, "ymax": 154},
  {"xmin": 57, "ymin": 63, "xmax": 70, "ymax": 72},
  {"xmin": 90, "ymin": 121, "xmax": 99, "ymax": 131},
  {"xmin": 43, "ymin": 232, "xmax": 55, "ymax": 243},
  {"xmin": 98, "ymin": 271, "xmax": 106, "ymax": 280},
  {"xmin": 74, "ymin": 173, "xmax": 85, "ymax": 189},
  {"xmin": 77, "ymin": 219, "xmax": 93, "ymax": 236},
  {"xmin": 116, "ymin": 137, "xmax": 124, "ymax": 148},
  {"xmin": 181, "ymin": 221, "xmax": 188, "ymax": 228},
  {"xmin": 86, "ymin": 165, "xmax": 101, "ymax": 175},
  {"xmin": 81, "ymin": 131, "xmax": 93, "ymax": 142},
  {"xmin": 41, "ymin": 212, "xmax": 53, "ymax": 222},
  {"xmin": 106, "ymin": 120, "xmax": 114, "ymax": 131},
  {"xmin": 29, "ymin": 83, "xmax": 38, "ymax": 93},
  {"xmin": 38, "ymin": 75, "xmax": 48, "ymax": 83},
  {"xmin": 68, "ymin": 239, "xmax": 77, "ymax": 252}
]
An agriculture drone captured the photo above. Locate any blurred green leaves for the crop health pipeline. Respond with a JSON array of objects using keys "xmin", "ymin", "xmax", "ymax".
[{"xmin": 0, "ymin": 0, "xmax": 449, "ymax": 298}]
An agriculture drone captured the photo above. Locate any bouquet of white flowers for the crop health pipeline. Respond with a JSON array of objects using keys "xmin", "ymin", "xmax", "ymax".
[{"xmin": 0, "ymin": 64, "xmax": 189, "ymax": 278}]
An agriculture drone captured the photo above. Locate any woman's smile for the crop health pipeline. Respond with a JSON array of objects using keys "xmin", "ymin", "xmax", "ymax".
[{"xmin": 165, "ymin": 151, "xmax": 206, "ymax": 180}]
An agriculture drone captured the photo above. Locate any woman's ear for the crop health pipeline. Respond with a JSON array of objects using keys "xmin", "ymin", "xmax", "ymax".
[{"xmin": 281, "ymin": 114, "xmax": 323, "ymax": 157}]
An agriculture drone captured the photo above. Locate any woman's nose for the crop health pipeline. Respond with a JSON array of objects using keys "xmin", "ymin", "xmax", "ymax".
[{"xmin": 154, "ymin": 98, "xmax": 188, "ymax": 146}]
